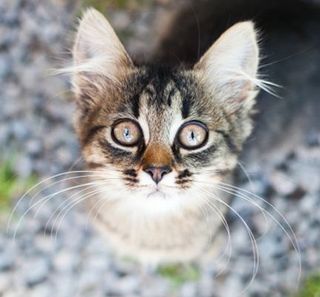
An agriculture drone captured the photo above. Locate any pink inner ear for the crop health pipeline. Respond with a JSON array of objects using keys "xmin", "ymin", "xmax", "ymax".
[
  {"xmin": 232, "ymin": 80, "xmax": 253, "ymax": 103},
  {"xmin": 223, "ymin": 78, "xmax": 252, "ymax": 100},
  {"xmin": 217, "ymin": 78, "xmax": 256, "ymax": 116}
]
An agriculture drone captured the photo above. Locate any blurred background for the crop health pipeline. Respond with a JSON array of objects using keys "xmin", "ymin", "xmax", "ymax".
[{"xmin": 0, "ymin": 0, "xmax": 319, "ymax": 296}]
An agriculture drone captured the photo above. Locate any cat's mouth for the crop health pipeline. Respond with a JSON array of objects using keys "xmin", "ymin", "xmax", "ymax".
[
  {"xmin": 146, "ymin": 188, "xmax": 167, "ymax": 199},
  {"xmin": 143, "ymin": 182, "xmax": 179, "ymax": 199}
]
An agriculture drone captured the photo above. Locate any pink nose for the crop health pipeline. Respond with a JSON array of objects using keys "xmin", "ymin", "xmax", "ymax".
[{"xmin": 143, "ymin": 166, "xmax": 172, "ymax": 184}]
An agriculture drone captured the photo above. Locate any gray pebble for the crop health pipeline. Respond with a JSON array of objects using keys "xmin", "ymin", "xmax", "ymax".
[
  {"xmin": 269, "ymin": 170, "xmax": 297, "ymax": 195},
  {"xmin": 105, "ymin": 275, "xmax": 140, "ymax": 296},
  {"xmin": 23, "ymin": 259, "xmax": 50, "ymax": 287},
  {"xmin": 11, "ymin": 121, "xmax": 30, "ymax": 141},
  {"xmin": 180, "ymin": 283, "xmax": 197, "ymax": 297},
  {"xmin": 53, "ymin": 250, "xmax": 78, "ymax": 273},
  {"xmin": 0, "ymin": 273, "xmax": 11, "ymax": 293},
  {"xmin": 26, "ymin": 139, "xmax": 43, "ymax": 157},
  {"xmin": 0, "ymin": 251, "xmax": 14, "ymax": 271},
  {"xmin": 0, "ymin": 124, "xmax": 10, "ymax": 144},
  {"xmin": 28, "ymin": 284, "xmax": 52, "ymax": 297},
  {"xmin": 14, "ymin": 155, "xmax": 33, "ymax": 178},
  {"xmin": 0, "ymin": 56, "xmax": 12, "ymax": 78},
  {"xmin": 111, "ymin": 11, "xmax": 131, "ymax": 30}
]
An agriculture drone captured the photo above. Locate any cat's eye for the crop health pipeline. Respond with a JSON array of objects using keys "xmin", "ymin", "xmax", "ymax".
[
  {"xmin": 177, "ymin": 121, "xmax": 208, "ymax": 150},
  {"xmin": 111, "ymin": 119, "xmax": 142, "ymax": 147}
]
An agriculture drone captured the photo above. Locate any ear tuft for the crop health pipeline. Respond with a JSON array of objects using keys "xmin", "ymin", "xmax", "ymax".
[{"xmin": 195, "ymin": 21, "xmax": 260, "ymax": 112}]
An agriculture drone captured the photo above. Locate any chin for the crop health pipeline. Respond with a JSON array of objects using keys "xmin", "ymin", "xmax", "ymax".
[
  {"xmin": 89, "ymin": 184, "xmax": 230, "ymax": 264},
  {"xmin": 122, "ymin": 184, "xmax": 194, "ymax": 217},
  {"xmin": 85, "ymin": 177, "xmax": 229, "ymax": 264}
]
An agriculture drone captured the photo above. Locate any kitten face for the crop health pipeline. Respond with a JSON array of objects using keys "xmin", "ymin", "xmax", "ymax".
[
  {"xmin": 74, "ymin": 65, "xmax": 249, "ymax": 214},
  {"xmin": 67, "ymin": 8, "xmax": 260, "ymax": 261}
]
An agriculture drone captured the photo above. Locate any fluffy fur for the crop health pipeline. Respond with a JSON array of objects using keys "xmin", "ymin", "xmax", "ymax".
[{"xmin": 68, "ymin": 8, "xmax": 261, "ymax": 264}]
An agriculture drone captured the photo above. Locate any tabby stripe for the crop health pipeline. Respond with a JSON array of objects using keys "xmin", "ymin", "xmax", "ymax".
[
  {"xmin": 83, "ymin": 125, "xmax": 106, "ymax": 145},
  {"xmin": 177, "ymin": 169, "xmax": 192, "ymax": 179},
  {"xmin": 130, "ymin": 93, "xmax": 140, "ymax": 118},
  {"xmin": 215, "ymin": 130, "xmax": 240, "ymax": 154},
  {"xmin": 123, "ymin": 169, "xmax": 137, "ymax": 177},
  {"xmin": 167, "ymin": 88, "xmax": 176, "ymax": 107},
  {"xmin": 124, "ymin": 177, "xmax": 139, "ymax": 183},
  {"xmin": 87, "ymin": 162, "xmax": 104, "ymax": 169},
  {"xmin": 99, "ymin": 139, "xmax": 132, "ymax": 158},
  {"xmin": 181, "ymin": 96, "xmax": 190, "ymax": 118},
  {"xmin": 175, "ymin": 179, "xmax": 192, "ymax": 184}
]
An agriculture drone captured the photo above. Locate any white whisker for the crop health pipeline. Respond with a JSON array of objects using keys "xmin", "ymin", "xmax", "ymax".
[
  {"xmin": 200, "ymin": 196, "xmax": 233, "ymax": 276},
  {"xmin": 7, "ymin": 170, "xmax": 112, "ymax": 231},
  {"xmin": 217, "ymin": 182, "xmax": 302, "ymax": 285},
  {"xmin": 237, "ymin": 161, "xmax": 253, "ymax": 190},
  {"xmin": 195, "ymin": 178, "xmax": 301, "ymax": 286},
  {"xmin": 193, "ymin": 183, "xmax": 259, "ymax": 295},
  {"xmin": 44, "ymin": 183, "xmax": 101, "ymax": 235},
  {"xmin": 85, "ymin": 194, "xmax": 108, "ymax": 230},
  {"xmin": 52, "ymin": 188, "xmax": 108, "ymax": 242},
  {"xmin": 12, "ymin": 181, "xmax": 106, "ymax": 241}
]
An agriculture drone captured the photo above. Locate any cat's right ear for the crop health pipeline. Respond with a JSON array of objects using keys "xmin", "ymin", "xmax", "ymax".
[
  {"xmin": 194, "ymin": 22, "xmax": 260, "ymax": 114},
  {"xmin": 70, "ymin": 8, "xmax": 133, "ymax": 108}
]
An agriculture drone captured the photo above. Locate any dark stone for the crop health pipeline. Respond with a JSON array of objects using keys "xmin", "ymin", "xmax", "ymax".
[{"xmin": 285, "ymin": 186, "xmax": 307, "ymax": 200}]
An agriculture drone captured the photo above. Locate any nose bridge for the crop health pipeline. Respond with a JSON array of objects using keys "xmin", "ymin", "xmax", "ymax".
[{"xmin": 142, "ymin": 142, "xmax": 172, "ymax": 168}]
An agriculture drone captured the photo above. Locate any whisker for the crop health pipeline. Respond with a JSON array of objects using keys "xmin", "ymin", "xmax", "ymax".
[
  {"xmin": 217, "ymin": 182, "xmax": 302, "ymax": 285},
  {"xmin": 193, "ymin": 184, "xmax": 259, "ymax": 295},
  {"xmin": 218, "ymin": 183, "xmax": 300, "ymax": 247},
  {"xmin": 52, "ymin": 188, "xmax": 107, "ymax": 242},
  {"xmin": 85, "ymin": 194, "xmax": 108, "ymax": 230},
  {"xmin": 234, "ymin": 161, "xmax": 273, "ymax": 238},
  {"xmin": 11, "ymin": 181, "xmax": 106, "ymax": 241},
  {"xmin": 31, "ymin": 176, "xmax": 112, "ymax": 218},
  {"xmin": 237, "ymin": 161, "xmax": 253, "ymax": 190},
  {"xmin": 200, "ymin": 197, "xmax": 233, "ymax": 276},
  {"xmin": 44, "ymin": 183, "xmax": 102, "ymax": 235},
  {"xmin": 195, "ymin": 178, "xmax": 302, "ymax": 286},
  {"xmin": 193, "ymin": 169, "xmax": 270, "ymax": 233},
  {"xmin": 214, "ymin": 184, "xmax": 271, "ymax": 240},
  {"xmin": 7, "ymin": 170, "xmax": 114, "ymax": 231}
]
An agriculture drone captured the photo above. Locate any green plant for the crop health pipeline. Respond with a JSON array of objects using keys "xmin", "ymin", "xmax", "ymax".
[
  {"xmin": 0, "ymin": 159, "xmax": 37, "ymax": 212},
  {"xmin": 157, "ymin": 264, "xmax": 201, "ymax": 288},
  {"xmin": 296, "ymin": 274, "xmax": 320, "ymax": 297},
  {"xmin": 80, "ymin": 0, "xmax": 151, "ymax": 12},
  {"xmin": 80, "ymin": 0, "xmax": 109, "ymax": 12}
]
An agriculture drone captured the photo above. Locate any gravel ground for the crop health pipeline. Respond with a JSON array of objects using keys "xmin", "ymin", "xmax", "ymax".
[{"xmin": 1, "ymin": 1, "xmax": 320, "ymax": 297}]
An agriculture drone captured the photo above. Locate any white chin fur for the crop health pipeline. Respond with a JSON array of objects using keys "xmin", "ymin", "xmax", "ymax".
[
  {"xmin": 88, "ymin": 172, "xmax": 230, "ymax": 264},
  {"xmin": 97, "ymin": 183, "xmax": 189, "ymax": 217}
]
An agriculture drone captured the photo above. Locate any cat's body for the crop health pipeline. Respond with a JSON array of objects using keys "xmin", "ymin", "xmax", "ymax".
[{"xmin": 68, "ymin": 9, "xmax": 261, "ymax": 264}]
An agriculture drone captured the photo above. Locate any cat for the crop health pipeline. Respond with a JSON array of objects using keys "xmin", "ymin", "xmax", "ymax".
[{"xmin": 67, "ymin": 8, "xmax": 260, "ymax": 264}]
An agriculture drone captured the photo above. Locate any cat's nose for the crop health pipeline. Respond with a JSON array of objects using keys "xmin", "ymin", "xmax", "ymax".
[{"xmin": 143, "ymin": 166, "xmax": 172, "ymax": 184}]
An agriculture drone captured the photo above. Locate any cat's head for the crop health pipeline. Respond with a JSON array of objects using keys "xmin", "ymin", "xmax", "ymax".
[{"xmin": 69, "ymin": 9, "xmax": 260, "ymax": 214}]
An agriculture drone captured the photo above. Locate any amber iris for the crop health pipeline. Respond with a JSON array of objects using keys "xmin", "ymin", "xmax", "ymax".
[
  {"xmin": 111, "ymin": 119, "xmax": 142, "ymax": 147},
  {"xmin": 177, "ymin": 121, "xmax": 208, "ymax": 150}
]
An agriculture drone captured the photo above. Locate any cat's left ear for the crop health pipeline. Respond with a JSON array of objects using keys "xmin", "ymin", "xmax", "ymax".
[
  {"xmin": 194, "ymin": 21, "xmax": 259, "ymax": 113},
  {"xmin": 71, "ymin": 8, "xmax": 133, "ymax": 97}
]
